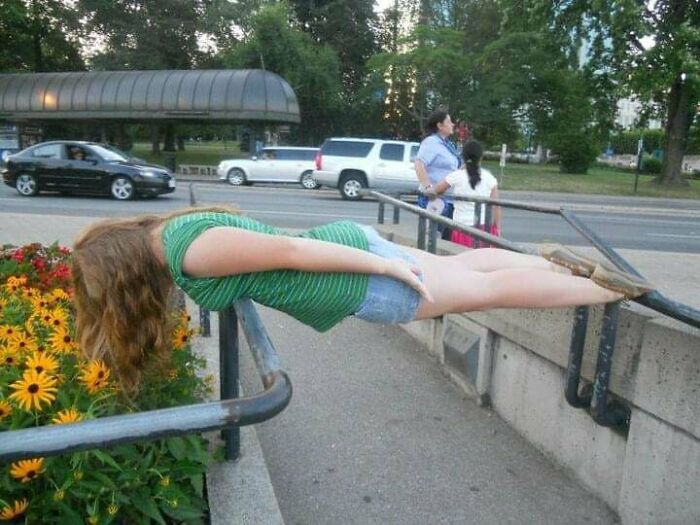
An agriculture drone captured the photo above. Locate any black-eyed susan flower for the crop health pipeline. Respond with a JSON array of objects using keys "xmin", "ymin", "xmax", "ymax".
[
  {"xmin": 22, "ymin": 287, "xmax": 40, "ymax": 300},
  {"xmin": 47, "ymin": 308, "xmax": 68, "ymax": 330},
  {"xmin": 0, "ymin": 348, "xmax": 20, "ymax": 367},
  {"xmin": 0, "ymin": 400, "xmax": 12, "ymax": 421},
  {"xmin": 52, "ymin": 408, "xmax": 82, "ymax": 425},
  {"xmin": 9, "ymin": 457, "xmax": 45, "ymax": 483},
  {"xmin": 25, "ymin": 352, "xmax": 59, "ymax": 375},
  {"xmin": 7, "ymin": 331, "xmax": 38, "ymax": 354},
  {"xmin": 49, "ymin": 328, "xmax": 77, "ymax": 353},
  {"xmin": 30, "ymin": 294, "xmax": 52, "ymax": 311},
  {"xmin": 172, "ymin": 326, "xmax": 192, "ymax": 350},
  {"xmin": 51, "ymin": 288, "xmax": 70, "ymax": 302},
  {"xmin": 9, "ymin": 370, "xmax": 57, "ymax": 411},
  {"xmin": 0, "ymin": 325, "xmax": 20, "ymax": 340},
  {"xmin": 0, "ymin": 498, "xmax": 28, "ymax": 520},
  {"xmin": 80, "ymin": 360, "xmax": 110, "ymax": 394},
  {"xmin": 107, "ymin": 504, "xmax": 119, "ymax": 516}
]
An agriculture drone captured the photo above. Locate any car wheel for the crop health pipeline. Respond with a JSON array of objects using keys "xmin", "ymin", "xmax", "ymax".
[
  {"xmin": 339, "ymin": 173, "xmax": 366, "ymax": 201},
  {"xmin": 300, "ymin": 171, "xmax": 318, "ymax": 190},
  {"xmin": 227, "ymin": 168, "xmax": 246, "ymax": 186},
  {"xmin": 111, "ymin": 176, "xmax": 135, "ymax": 200},
  {"xmin": 15, "ymin": 173, "xmax": 39, "ymax": 197}
]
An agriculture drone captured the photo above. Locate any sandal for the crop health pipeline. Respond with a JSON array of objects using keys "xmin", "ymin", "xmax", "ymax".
[{"xmin": 590, "ymin": 263, "xmax": 655, "ymax": 299}]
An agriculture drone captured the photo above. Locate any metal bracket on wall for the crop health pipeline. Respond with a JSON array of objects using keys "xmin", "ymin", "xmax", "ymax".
[{"xmin": 565, "ymin": 303, "xmax": 631, "ymax": 434}]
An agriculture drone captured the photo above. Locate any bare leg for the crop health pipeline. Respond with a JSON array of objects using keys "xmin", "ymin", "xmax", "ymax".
[
  {"xmin": 402, "ymin": 246, "xmax": 569, "ymax": 274},
  {"xmin": 407, "ymin": 249, "xmax": 623, "ymax": 320}
]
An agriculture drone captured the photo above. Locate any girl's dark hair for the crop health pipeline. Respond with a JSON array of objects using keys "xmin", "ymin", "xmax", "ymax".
[
  {"xmin": 462, "ymin": 140, "xmax": 484, "ymax": 189},
  {"xmin": 425, "ymin": 110, "xmax": 450, "ymax": 134}
]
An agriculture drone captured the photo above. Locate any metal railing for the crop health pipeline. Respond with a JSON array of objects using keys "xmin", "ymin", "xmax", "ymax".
[
  {"xmin": 0, "ymin": 301, "xmax": 292, "ymax": 463},
  {"xmin": 370, "ymin": 190, "xmax": 700, "ymax": 434}
]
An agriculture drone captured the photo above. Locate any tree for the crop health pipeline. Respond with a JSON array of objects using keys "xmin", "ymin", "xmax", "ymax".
[
  {"xmin": 222, "ymin": 2, "xmax": 344, "ymax": 145},
  {"xmin": 536, "ymin": 0, "xmax": 700, "ymax": 185},
  {"xmin": 0, "ymin": 0, "xmax": 84, "ymax": 72}
]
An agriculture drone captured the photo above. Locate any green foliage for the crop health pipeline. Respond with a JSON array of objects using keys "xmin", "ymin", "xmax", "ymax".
[
  {"xmin": 608, "ymin": 129, "xmax": 666, "ymax": 156},
  {"xmin": 0, "ymin": 244, "xmax": 212, "ymax": 524},
  {"xmin": 641, "ymin": 155, "xmax": 663, "ymax": 174},
  {"xmin": 550, "ymin": 133, "xmax": 599, "ymax": 174},
  {"xmin": 223, "ymin": 2, "xmax": 344, "ymax": 145}
]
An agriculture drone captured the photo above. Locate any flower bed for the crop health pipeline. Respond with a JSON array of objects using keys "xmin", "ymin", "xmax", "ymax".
[{"xmin": 0, "ymin": 243, "xmax": 211, "ymax": 524}]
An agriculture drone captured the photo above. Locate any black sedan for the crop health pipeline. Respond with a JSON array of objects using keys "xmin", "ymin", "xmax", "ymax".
[{"xmin": 1, "ymin": 141, "xmax": 176, "ymax": 200}]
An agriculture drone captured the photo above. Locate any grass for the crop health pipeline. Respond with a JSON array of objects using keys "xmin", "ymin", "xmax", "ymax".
[
  {"xmin": 482, "ymin": 160, "xmax": 700, "ymax": 200},
  {"xmin": 129, "ymin": 141, "xmax": 700, "ymax": 199},
  {"xmin": 130, "ymin": 141, "xmax": 247, "ymax": 166}
]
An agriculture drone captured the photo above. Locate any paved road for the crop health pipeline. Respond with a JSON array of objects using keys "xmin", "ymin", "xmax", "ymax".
[{"xmin": 1, "ymin": 182, "xmax": 698, "ymax": 252}]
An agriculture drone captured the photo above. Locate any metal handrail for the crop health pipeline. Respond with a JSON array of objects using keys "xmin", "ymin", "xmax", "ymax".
[
  {"xmin": 369, "ymin": 189, "xmax": 699, "ymax": 434},
  {"xmin": 0, "ymin": 300, "xmax": 292, "ymax": 462}
]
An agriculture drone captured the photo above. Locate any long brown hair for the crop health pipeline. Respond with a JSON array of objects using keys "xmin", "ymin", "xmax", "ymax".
[{"xmin": 72, "ymin": 205, "xmax": 239, "ymax": 395}]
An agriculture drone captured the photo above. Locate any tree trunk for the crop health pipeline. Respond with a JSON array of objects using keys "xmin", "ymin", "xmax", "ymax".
[
  {"xmin": 658, "ymin": 77, "xmax": 693, "ymax": 185},
  {"xmin": 151, "ymin": 125, "xmax": 160, "ymax": 154},
  {"xmin": 177, "ymin": 136, "xmax": 185, "ymax": 151},
  {"xmin": 163, "ymin": 124, "xmax": 176, "ymax": 152}
]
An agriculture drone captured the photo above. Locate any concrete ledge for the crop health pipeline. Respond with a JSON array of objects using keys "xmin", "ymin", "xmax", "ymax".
[{"xmin": 378, "ymin": 226, "xmax": 700, "ymax": 523}]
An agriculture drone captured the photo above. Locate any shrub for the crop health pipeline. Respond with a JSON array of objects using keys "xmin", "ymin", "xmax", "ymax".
[
  {"xmin": 0, "ymin": 243, "xmax": 212, "ymax": 524},
  {"xmin": 641, "ymin": 155, "xmax": 662, "ymax": 174},
  {"xmin": 551, "ymin": 133, "xmax": 599, "ymax": 174}
]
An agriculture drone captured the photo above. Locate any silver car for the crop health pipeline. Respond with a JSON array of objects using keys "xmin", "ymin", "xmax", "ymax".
[{"xmin": 217, "ymin": 147, "xmax": 319, "ymax": 189}]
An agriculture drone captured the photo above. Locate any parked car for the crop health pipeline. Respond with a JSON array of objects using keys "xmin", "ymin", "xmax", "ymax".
[
  {"xmin": 312, "ymin": 138, "xmax": 421, "ymax": 200},
  {"xmin": 217, "ymin": 147, "xmax": 319, "ymax": 189},
  {"xmin": 1, "ymin": 141, "xmax": 176, "ymax": 200}
]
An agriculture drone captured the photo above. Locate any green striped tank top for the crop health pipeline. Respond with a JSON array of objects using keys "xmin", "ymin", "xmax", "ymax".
[{"xmin": 162, "ymin": 211, "xmax": 370, "ymax": 332}]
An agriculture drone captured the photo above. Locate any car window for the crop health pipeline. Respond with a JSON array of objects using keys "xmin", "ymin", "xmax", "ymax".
[
  {"xmin": 261, "ymin": 150, "xmax": 276, "ymax": 160},
  {"xmin": 410, "ymin": 145, "xmax": 419, "ymax": 162},
  {"xmin": 89, "ymin": 145, "xmax": 129, "ymax": 162},
  {"xmin": 31, "ymin": 144, "xmax": 62, "ymax": 159},
  {"xmin": 300, "ymin": 149, "xmax": 318, "ymax": 160},
  {"xmin": 379, "ymin": 144, "xmax": 405, "ymax": 161},
  {"xmin": 321, "ymin": 140, "xmax": 373, "ymax": 158},
  {"xmin": 275, "ymin": 150, "xmax": 294, "ymax": 160}
]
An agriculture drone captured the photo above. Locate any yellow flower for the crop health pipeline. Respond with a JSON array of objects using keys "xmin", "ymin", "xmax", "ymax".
[
  {"xmin": 34, "ymin": 308, "xmax": 54, "ymax": 327},
  {"xmin": 87, "ymin": 515, "xmax": 99, "ymax": 525},
  {"xmin": 0, "ymin": 324, "xmax": 20, "ymax": 340},
  {"xmin": 49, "ymin": 327, "xmax": 77, "ymax": 353},
  {"xmin": 107, "ymin": 504, "xmax": 119, "ymax": 516},
  {"xmin": 7, "ymin": 331, "xmax": 38, "ymax": 354},
  {"xmin": 0, "ymin": 498, "xmax": 28, "ymax": 521},
  {"xmin": 172, "ymin": 325, "xmax": 192, "ymax": 350},
  {"xmin": 73, "ymin": 470, "xmax": 84, "ymax": 481},
  {"xmin": 9, "ymin": 370, "xmax": 58, "ymax": 411},
  {"xmin": 30, "ymin": 294, "xmax": 52, "ymax": 311},
  {"xmin": 9, "ymin": 457, "xmax": 45, "ymax": 483},
  {"xmin": 0, "ymin": 400, "xmax": 12, "ymax": 421},
  {"xmin": 22, "ymin": 287, "xmax": 40, "ymax": 300},
  {"xmin": 0, "ymin": 348, "xmax": 21, "ymax": 367},
  {"xmin": 167, "ymin": 369, "xmax": 178, "ymax": 380},
  {"xmin": 51, "ymin": 288, "xmax": 70, "ymax": 301},
  {"xmin": 80, "ymin": 360, "xmax": 111, "ymax": 394},
  {"xmin": 25, "ymin": 352, "xmax": 59, "ymax": 375},
  {"xmin": 53, "ymin": 489, "xmax": 65, "ymax": 501},
  {"xmin": 160, "ymin": 475, "xmax": 171, "ymax": 487},
  {"xmin": 6, "ymin": 276, "xmax": 27, "ymax": 287},
  {"xmin": 47, "ymin": 308, "xmax": 68, "ymax": 330},
  {"xmin": 52, "ymin": 408, "xmax": 83, "ymax": 425}
]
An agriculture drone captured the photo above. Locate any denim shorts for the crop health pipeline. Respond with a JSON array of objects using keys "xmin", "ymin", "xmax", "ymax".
[{"xmin": 353, "ymin": 225, "xmax": 423, "ymax": 324}]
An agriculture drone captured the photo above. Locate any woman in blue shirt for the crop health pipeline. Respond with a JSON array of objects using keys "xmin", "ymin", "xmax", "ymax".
[{"xmin": 415, "ymin": 111, "xmax": 463, "ymax": 239}]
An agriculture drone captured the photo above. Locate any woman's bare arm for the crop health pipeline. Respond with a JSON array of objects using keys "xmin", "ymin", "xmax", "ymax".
[
  {"xmin": 434, "ymin": 179, "xmax": 451, "ymax": 195},
  {"xmin": 415, "ymin": 159, "xmax": 431, "ymax": 189},
  {"xmin": 181, "ymin": 227, "xmax": 433, "ymax": 300}
]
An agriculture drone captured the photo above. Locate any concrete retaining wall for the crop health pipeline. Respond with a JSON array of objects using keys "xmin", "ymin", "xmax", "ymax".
[
  {"xmin": 400, "ymin": 302, "xmax": 700, "ymax": 524},
  {"xmin": 377, "ymin": 227, "xmax": 700, "ymax": 524}
]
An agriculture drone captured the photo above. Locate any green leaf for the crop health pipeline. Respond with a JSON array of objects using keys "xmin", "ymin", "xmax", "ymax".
[
  {"xmin": 88, "ymin": 470, "xmax": 118, "ymax": 490},
  {"xmin": 92, "ymin": 449, "xmax": 123, "ymax": 471},
  {"xmin": 166, "ymin": 437, "xmax": 187, "ymax": 460},
  {"xmin": 189, "ymin": 474, "xmax": 203, "ymax": 498},
  {"xmin": 57, "ymin": 502, "xmax": 84, "ymax": 524},
  {"xmin": 131, "ymin": 490, "xmax": 167, "ymax": 525}
]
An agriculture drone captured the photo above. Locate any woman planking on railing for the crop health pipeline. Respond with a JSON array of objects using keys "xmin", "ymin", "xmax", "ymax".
[{"xmin": 71, "ymin": 206, "xmax": 652, "ymax": 390}]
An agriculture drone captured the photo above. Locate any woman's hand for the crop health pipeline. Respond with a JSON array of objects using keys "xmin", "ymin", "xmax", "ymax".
[{"xmin": 383, "ymin": 259, "xmax": 434, "ymax": 303}]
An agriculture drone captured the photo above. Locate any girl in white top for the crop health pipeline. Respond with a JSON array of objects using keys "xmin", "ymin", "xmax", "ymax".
[{"xmin": 433, "ymin": 140, "xmax": 501, "ymax": 247}]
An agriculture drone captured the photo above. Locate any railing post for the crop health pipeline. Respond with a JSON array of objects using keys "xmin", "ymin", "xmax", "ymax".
[
  {"xmin": 590, "ymin": 302, "xmax": 630, "ymax": 433},
  {"xmin": 199, "ymin": 308, "xmax": 211, "ymax": 337},
  {"xmin": 219, "ymin": 306, "xmax": 241, "ymax": 460},
  {"xmin": 417, "ymin": 216, "xmax": 427, "ymax": 250},
  {"xmin": 393, "ymin": 205, "xmax": 400, "ymax": 224},
  {"xmin": 378, "ymin": 201, "xmax": 385, "ymax": 224},
  {"xmin": 565, "ymin": 306, "xmax": 592, "ymax": 408},
  {"xmin": 427, "ymin": 221, "xmax": 438, "ymax": 254}
]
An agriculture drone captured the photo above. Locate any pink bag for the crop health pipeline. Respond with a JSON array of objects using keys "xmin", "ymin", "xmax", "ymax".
[{"xmin": 451, "ymin": 224, "xmax": 500, "ymax": 248}]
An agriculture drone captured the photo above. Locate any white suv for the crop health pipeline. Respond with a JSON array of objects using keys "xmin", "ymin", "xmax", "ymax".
[
  {"xmin": 218, "ymin": 147, "xmax": 319, "ymax": 189},
  {"xmin": 312, "ymin": 138, "xmax": 420, "ymax": 200}
]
